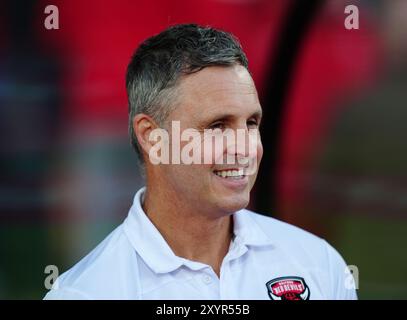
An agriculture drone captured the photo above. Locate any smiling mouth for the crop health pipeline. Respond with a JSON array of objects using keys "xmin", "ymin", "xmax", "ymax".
[{"xmin": 213, "ymin": 168, "xmax": 245, "ymax": 180}]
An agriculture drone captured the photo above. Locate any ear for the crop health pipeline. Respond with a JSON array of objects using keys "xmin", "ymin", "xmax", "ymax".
[{"xmin": 132, "ymin": 114, "xmax": 159, "ymax": 160}]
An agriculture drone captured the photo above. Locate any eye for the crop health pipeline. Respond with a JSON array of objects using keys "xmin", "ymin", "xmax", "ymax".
[
  {"xmin": 209, "ymin": 122, "xmax": 225, "ymax": 130},
  {"xmin": 247, "ymin": 119, "xmax": 259, "ymax": 128}
]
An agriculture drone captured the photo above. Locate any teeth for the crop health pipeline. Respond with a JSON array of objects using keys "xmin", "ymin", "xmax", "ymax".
[{"xmin": 214, "ymin": 169, "xmax": 245, "ymax": 178}]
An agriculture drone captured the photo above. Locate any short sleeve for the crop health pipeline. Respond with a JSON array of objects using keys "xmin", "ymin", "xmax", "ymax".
[
  {"xmin": 323, "ymin": 240, "xmax": 358, "ymax": 300},
  {"xmin": 43, "ymin": 287, "xmax": 91, "ymax": 300}
]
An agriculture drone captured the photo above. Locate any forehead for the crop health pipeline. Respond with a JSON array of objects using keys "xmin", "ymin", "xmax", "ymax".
[{"xmin": 173, "ymin": 65, "xmax": 261, "ymax": 120}]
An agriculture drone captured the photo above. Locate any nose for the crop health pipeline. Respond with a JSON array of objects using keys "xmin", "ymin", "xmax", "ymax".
[{"xmin": 225, "ymin": 128, "xmax": 260, "ymax": 165}]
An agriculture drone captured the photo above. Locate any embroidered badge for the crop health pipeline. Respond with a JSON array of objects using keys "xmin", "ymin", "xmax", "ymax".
[{"xmin": 266, "ymin": 276, "xmax": 310, "ymax": 300}]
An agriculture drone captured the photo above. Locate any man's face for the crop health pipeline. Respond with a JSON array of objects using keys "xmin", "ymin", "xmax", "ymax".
[{"xmin": 151, "ymin": 65, "xmax": 263, "ymax": 215}]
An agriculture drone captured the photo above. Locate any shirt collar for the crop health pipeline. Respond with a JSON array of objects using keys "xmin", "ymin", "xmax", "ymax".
[
  {"xmin": 233, "ymin": 209, "xmax": 274, "ymax": 247},
  {"xmin": 123, "ymin": 187, "xmax": 274, "ymax": 274}
]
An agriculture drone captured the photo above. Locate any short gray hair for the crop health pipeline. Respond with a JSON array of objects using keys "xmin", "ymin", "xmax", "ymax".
[{"xmin": 126, "ymin": 23, "xmax": 249, "ymax": 164}]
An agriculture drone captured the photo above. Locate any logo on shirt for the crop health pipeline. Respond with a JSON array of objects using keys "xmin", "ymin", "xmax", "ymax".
[{"xmin": 266, "ymin": 276, "xmax": 310, "ymax": 300}]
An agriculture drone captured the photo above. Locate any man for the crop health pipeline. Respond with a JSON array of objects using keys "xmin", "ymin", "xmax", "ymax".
[{"xmin": 44, "ymin": 24, "xmax": 357, "ymax": 300}]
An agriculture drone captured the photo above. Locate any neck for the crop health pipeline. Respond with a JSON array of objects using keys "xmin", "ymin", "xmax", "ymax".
[{"xmin": 142, "ymin": 182, "xmax": 233, "ymax": 277}]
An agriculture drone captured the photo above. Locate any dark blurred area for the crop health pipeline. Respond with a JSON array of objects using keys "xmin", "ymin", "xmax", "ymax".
[{"xmin": 0, "ymin": 0, "xmax": 406, "ymax": 299}]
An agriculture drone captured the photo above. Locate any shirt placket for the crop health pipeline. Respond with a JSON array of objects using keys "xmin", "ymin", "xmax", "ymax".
[{"xmin": 219, "ymin": 236, "xmax": 248, "ymax": 299}]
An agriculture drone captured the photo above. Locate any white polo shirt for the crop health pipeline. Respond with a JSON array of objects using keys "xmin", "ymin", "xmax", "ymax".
[{"xmin": 44, "ymin": 187, "xmax": 357, "ymax": 300}]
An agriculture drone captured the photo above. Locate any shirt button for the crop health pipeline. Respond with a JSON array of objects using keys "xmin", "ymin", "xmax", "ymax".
[{"xmin": 202, "ymin": 275, "xmax": 212, "ymax": 285}]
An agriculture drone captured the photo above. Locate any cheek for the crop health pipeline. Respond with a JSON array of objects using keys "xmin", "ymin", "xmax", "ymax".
[
  {"xmin": 201, "ymin": 135, "xmax": 224, "ymax": 165},
  {"xmin": 257, "ymin": 141, "xmax": 263, "ymax": 162},
  {"xmin": 248, "ymin": 132, "xmax": 263, "ymax": 166},
  {"xmin": 171, "ymin": 163, "xmax": 212, "ymax": 179}
]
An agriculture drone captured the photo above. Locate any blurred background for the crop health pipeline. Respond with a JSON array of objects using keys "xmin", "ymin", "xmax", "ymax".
[{"xmin": 0, "ymin": 0, "xmax": 406, "ymax": 299}]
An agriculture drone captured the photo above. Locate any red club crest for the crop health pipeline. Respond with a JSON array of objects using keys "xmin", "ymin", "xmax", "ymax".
[{"xmin": 266, "ymin": 277, "xmax": 310, "ymax": 300}]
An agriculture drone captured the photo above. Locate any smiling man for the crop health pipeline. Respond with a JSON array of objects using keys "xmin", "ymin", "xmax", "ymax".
[{"xmin": 44, "ymin": 24, "xmax": 357, "ymax": 300}]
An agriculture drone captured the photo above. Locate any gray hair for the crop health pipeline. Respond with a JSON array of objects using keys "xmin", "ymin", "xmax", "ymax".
[{"xmin": 126, "ymin": 23, "xmax": 249, "ymax": 164}]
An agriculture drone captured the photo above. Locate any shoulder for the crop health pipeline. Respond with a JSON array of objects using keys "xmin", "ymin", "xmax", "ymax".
[
  {"xmin": 44, "ymin": 224, "xmax": 139, "ymax": 300},
  {"xmin": 242, "ymin": 208, "xmax": 341, "ymax": 263},
  {"xmin": 242, "ymin": 208, "xmax": 326, "ymax": 248},
  {"xmin": 242, "ymin": 209, "xmax": 357, "ymax": 299}
]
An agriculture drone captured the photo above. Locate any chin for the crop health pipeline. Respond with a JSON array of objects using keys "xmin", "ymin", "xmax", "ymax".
[{"xmin": 216, "ymin": 194, "xmax": 250, "ymax": 213}]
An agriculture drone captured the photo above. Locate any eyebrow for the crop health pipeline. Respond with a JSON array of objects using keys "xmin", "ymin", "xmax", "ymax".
[{"xmin": 204, "ymin": 110, "xmax": 263, "ymax": 124}]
